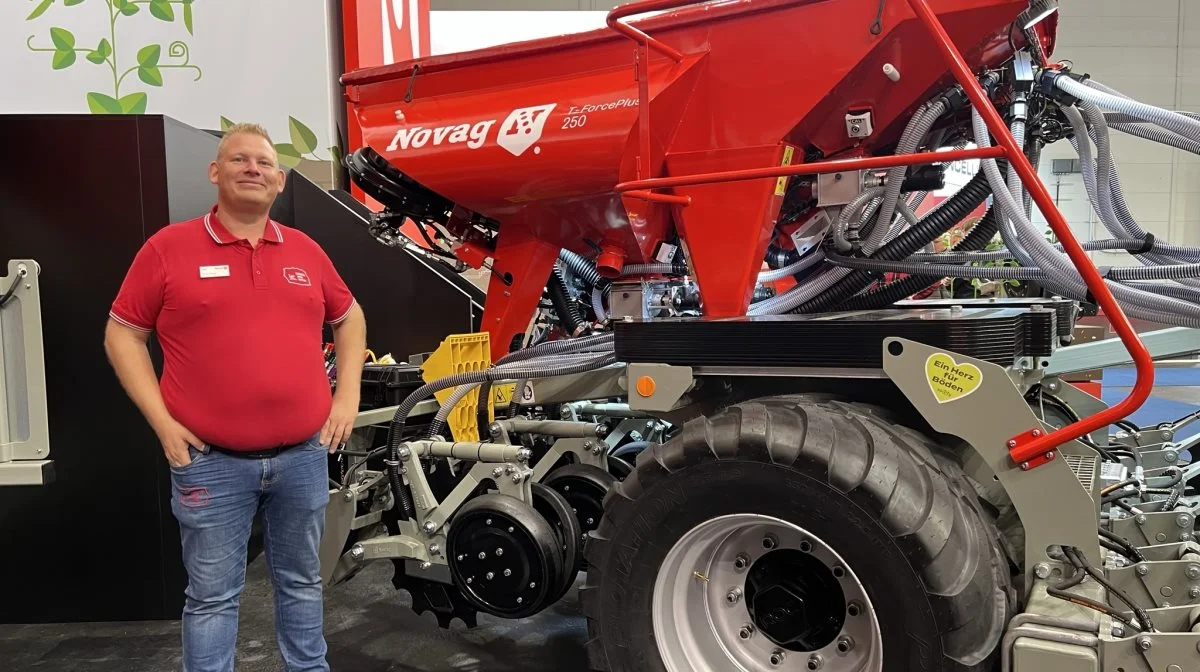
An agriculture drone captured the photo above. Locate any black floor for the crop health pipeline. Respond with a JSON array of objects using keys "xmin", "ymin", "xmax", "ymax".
[{"xmin": 0, "ymin": 559, "xmax": 590, "ymax": 671}]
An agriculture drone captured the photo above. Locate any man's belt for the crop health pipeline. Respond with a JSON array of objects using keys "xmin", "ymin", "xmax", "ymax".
[{"xmin": 206, "ymin": 443, "xmax": 298, "ymax": 459}]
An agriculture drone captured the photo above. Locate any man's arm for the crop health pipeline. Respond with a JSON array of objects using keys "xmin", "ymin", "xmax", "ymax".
[
  {"xmin": 322, "ymin": 301, "xmax": 366, "ymax": 449},
  {"xmin": 104, "ymin": 320, "xmax": 171, "ymax": 429},
  {"xmin": 104, "ymin": 319, "xmax": 202, "ymax": 466}
]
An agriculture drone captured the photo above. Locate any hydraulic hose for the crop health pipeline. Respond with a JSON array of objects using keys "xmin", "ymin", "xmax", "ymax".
[
  {"xmin": 867, "ymin": 98, "xmax": 950, "ymax": 249},
  {"xmin": 789, "ymin": 164, "xmax": 996, "ymax": 314},
  {"xmin": 547, "ymin": 264, "xmax": 586, "ymax": 336},
  {"xmin": 835, "ymin": 187, "xmax": 886, "ymax": 251},
  {"xmin": 496, "ymin": 331, "xmax": 614, "ymax": 366}
]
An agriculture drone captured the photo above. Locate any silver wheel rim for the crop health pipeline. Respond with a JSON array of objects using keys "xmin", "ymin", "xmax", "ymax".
[{"xmin": 652, "ymin": 514, "xmax": 883, "ymax": 672}]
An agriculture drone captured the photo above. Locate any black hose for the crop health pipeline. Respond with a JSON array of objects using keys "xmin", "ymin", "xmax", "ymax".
[
  {"xmin": 791, "ymin": 164, "xmax": 997, "ymax": 314},
  {"xmin": 836, "ymin": 205, "xmax": 1000, "ymax": 310},
  {"xmin": 547, "ymin": 265, "xmax": 585, "ymax": 335},
  {"xmin": 559, "ymin": 249, "xmax": 604, "ymax": 288},
  {"xmin": 1099, "ymin": 527, "xmax": 1146, "ymax": 563}
]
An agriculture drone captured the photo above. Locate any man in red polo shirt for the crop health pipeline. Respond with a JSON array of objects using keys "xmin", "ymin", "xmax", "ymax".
[{"xmin": 104, "ymin": 123, "xmax": 366, "ymax": 672}]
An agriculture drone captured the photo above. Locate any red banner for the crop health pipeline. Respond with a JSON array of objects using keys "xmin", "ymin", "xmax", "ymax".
[{"xmin": 341, "ymin": 0, "xmax": 431, "ymax": 207}]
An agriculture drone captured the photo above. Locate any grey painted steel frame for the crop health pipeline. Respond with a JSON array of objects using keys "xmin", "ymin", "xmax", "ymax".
[
  {"xmin": 320, "ymin": 436, "xmax": 604, "ymax": 584},
  {"xmin": 882, "ymin": 337, "xmax": 1102, "ymax": 586},
  {"xmin": 1044, "ymin": 327, "xmax": 1200, "ymax": 377},
  {"xmin": 0, "ymin": 260, "xmax": 51, "ymax": 486}
]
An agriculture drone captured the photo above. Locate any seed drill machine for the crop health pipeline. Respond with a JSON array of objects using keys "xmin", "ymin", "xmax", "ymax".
[{"xmin": 322, "ymin": 1, "xmax": 1200, "ymax": 670}]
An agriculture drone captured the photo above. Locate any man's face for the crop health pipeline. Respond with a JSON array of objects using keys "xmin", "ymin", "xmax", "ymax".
[{"xmin": 209, "ymin": 133, "xmax": 286, "ymax": 209}]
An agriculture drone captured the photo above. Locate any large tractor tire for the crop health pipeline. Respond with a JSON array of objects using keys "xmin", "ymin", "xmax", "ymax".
[{"xmin": 580, "ymin": 396, "xmax": 1014, "ymax": 672}]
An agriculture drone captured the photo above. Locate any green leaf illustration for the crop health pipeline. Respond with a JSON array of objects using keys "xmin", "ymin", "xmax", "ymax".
[
  {"xmin": 119, "ymin": 92, "xmax": 147, "ymax": 114},
  {"xmin": 148, "ymin": 0, "xmax": 174, "ymax": 21},
  {"xmin": 138, "ymin": 65, "xmax": 163, "ymax": 86},
  {"xmin": 274, "ymin": 143, "xmax": 303, "ymax": 169},
  {"xmin": 117, "ymin": 0, "xmax": 138, "ymax": 16},
  {"xmin": 87, "ymin": 92, "xmax": 123, "ymax": 114},
  {"xmin": 63, "ymin": 0, "xmax": 84, "ymax": 6},
  {"xmin": 27, "ymin": 0, "xmax": 54, "ymax": 21},
  {"xmin": 220, "ymin": 116, "xmax": 235, "ymax": 132},
  {"xmin": 137, "ymin": 44, "xmax": 160, "ymax": 67},
  {"xmin": 49, "ymin": 27, "xmax": 74, "ymax": 50},
  {"xmin": 183, "ymin": 1, "xmax": 194, "ymax": 34},
  {"xmin": 288, "ymin": 117, "xmax": 318, "ymax": 155},
  {"xmin": 86, "ymin": 38, "xmax": 111, "ymax": 64},
  {"xmin": 52, "ymin": 49, "xmax": 75, "ymax": 69}
]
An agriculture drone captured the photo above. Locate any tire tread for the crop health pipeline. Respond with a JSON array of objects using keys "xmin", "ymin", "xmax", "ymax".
[{"xmin": 582, "ymin": 396, "xmax": 1012, "ymax": 672}]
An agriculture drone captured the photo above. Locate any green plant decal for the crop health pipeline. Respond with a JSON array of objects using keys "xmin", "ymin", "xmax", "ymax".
[
  {"xmin": 219, "ymin": 115, "xmax": 341, "ymax": 171},
  {"xmin": 26, "ymin": 0, "xmax": 201, "ymax": 114}
]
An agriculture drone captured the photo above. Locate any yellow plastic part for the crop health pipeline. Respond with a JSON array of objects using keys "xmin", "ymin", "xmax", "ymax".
[{"xmin": 419, "ymin": 332, "xmax": 493, "ymax": 442}]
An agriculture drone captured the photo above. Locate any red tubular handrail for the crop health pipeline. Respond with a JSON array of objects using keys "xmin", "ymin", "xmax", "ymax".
[
  {"xmin": 606, "ymin": 0, "xmax": 712, "ymax": 180},
  {"xmin": 906, "ymin": 0, "xmax": 1153, "ymax": 469},
  {"xmin": 616, "ymin": 146, "xmax": 1006, "ymax": 192},
  {"xmin": 603, "ymin": 0, "xmax": 1155, "ymax": 470}
]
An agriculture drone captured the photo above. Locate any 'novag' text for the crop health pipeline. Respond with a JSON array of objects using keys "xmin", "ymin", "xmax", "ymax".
[{"xmin": 387, "ymin": 120, "xmax": 495, "ymax": 151}]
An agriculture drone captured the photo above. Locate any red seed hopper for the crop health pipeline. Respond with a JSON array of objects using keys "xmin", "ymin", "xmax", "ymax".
[{"xmin": 340, "ymin": 0, "xmax": 1056, "ymax": 361}]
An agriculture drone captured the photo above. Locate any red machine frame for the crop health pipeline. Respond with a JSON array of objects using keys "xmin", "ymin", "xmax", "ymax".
[{"xmin": 602, "ymin": 0, "xmax": 1154, "ymax": 470}]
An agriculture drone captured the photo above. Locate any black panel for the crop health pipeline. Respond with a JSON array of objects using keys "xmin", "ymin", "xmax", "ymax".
[
  {"xmin": 613, "ymin": 307, "xmax": 1056, "ymax": 369},
  {"xmin": 270, "ymin": 171, "xmax": 485, "ymax": 360},
  {"xmin": 0, "ymin": 114, "xmax": 185, "ymax": 623}
]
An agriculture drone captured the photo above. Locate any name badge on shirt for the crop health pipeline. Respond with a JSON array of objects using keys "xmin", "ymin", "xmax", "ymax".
[{"xmin": 199, "ymin": 265, "xmax": 230, "ymax": 279}]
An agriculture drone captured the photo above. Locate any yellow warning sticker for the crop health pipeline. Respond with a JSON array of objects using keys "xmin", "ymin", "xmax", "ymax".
[
  {"xmin": 493, "ymin": 383, "xmax": 517, "ymax": 406},
  {"xmin": 775, "ymin": 145, "xmax": 795, "ymax": 196},
  {"xmin": 925, "ymin": 353, "xmax": 983, "ymax": 404}
]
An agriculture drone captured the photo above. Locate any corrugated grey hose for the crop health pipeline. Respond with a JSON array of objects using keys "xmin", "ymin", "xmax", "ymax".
[
  {"xmin": 972, "ymin": 106, "xmax": 1200, "ymax": 328},
  {"xmin": 1063, "ymin": 103, "xmax": 1200, "ymax": 301},
  {"xmin": 749, "ymin": 98, "xmax": 948, "ymax": 315},
  {"xmin": 825, "ymin": 252, "xmax": 1200, "ymax": 281},
  {"xmin": 496, "ymin": 332, "xmax": 614, "ymax": 366},
  {"xmin": 909, "ymin": 238, "xmax": 1171, "ymax": 263},
  {"xmin": 1078, "ymin": 106, "xmax": 1200, "ymax": 265},
  {"xmin": 1059, "ymin": 75, "xmax": 1200, "ymax": 144}
]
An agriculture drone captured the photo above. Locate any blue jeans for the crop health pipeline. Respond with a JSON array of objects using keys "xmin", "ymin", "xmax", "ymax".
[{"xmin": 169, "ymin": 433, "xmax": 331, "ymax": 672}]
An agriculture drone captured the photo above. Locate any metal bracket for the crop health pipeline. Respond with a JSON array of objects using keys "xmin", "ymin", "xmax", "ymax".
[
  {"xmin": 882, "ymin": 337, "xmax": 1101, "ymax": 583},
  {"xmin": 1044, "ymin": 327, "xmax": 1200, "ymax": 377},
  {"xmin": 0, "ymin": 260, "xmax": 51, "ymax": 486},
  {"xmin": 530, "ymin": 437, "xmax": 607, "ymax": 482}
]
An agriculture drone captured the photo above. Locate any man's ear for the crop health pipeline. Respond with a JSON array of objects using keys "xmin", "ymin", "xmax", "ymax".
[
  {"xmin": 276, "ymin": 167, "xmax": 287, "ymax": 194},
  {"xmin": 208, "ymin": 160, "xmax": 219, "ymax": 185}
]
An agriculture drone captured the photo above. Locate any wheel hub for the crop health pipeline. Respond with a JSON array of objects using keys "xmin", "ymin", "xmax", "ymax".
[
  {"xmin": 652, "ymin": 514, "xmax": 882, "ymax": 672},
  {"xmin": 745, "ymin": 549, "xmax": 846, "ymax": 651}
]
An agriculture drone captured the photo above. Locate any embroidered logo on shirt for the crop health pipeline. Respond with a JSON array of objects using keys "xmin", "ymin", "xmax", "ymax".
[{"xmin": 282, "ymin": 267, "xmax": 311, "ymax": 286}]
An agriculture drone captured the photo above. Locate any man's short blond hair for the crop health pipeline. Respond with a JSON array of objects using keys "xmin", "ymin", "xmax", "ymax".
[{"xmin": 217, "ymin": 122, "xmax": 274, "ymax": 158}]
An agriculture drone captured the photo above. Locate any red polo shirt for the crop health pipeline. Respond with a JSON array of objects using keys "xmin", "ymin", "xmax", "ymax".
[{"xmin": 109, "ymin": 206, "xmax": 356, "ymax": 451}]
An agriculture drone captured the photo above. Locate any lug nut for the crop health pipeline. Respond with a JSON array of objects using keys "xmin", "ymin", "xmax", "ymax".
[
  {"xmin": 836, "ymin": 636, "xmax": 854, "ymax": 654},
  {"xmin": 762, "ymin": 535, "xmax": 778, "ymax": 550},
  {"xmin": 739, "ymin": 624, "xmax": 754, "ymax": 640},
  {"xmin": 726, "ymin": 588, "xmax": 743, "ymax": 605},
  {"xmin": 770, "ymin": 649, "xmax": 786, "ymax": 667},
  {"xmin": 734, "ymin": 553, "xmax": 750, "ymax": 570}
]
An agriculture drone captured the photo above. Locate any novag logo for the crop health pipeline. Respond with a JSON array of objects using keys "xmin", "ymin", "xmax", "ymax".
[{"xmin": 386, "ymin": 103, "xmax": 557, "ymax": 157}]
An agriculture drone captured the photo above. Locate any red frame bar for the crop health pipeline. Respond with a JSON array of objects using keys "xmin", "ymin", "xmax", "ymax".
[
  {"xmin": 606, "ymin": 0, "xmax": 704, "ymax": 180},
  {"xmin": 604, "ymin": 0, "xmax": 1155, "ymax": 470},
  {"xmin": 906, "ymin": 0, "xmax": 1152, "ymax": 469},
  {"xmin": 616, "ymin": 146, "xmax": 1006, "ymax": 194}
]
